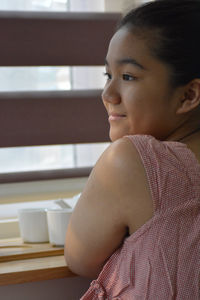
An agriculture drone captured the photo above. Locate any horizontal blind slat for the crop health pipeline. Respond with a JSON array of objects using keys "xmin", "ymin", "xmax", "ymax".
[
  {"xmin": 0, "ymin": 90, "xmax": 109, "ymax": 147},
  {"xmin": 0, "ymin": 167, "xmax": 92, "ymax": 184},
  {"xmin": 0, "ymin": 12, "xmax": 120, "ymax": 66}
]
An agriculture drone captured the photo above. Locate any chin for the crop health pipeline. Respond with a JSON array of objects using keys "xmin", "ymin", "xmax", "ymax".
[{"xmin": 109, "ymin": 131, "xmax": 126, "ymax": 142}]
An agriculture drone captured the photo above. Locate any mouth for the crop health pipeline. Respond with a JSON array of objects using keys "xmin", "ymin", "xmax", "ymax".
[{"xmin": 108, "ymin": 113, "xmax": 126, "ymax": 121}]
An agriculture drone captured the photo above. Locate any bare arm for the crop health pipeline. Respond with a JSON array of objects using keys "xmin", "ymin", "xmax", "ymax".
[{"xmin": 64, "ymin": 137, "xmax": 153, "ymax": 278}]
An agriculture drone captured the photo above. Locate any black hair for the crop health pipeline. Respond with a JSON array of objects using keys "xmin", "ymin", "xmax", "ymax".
[{"xmin": 118, "ymin": 0, "xmax": 200, "ymax": 87}]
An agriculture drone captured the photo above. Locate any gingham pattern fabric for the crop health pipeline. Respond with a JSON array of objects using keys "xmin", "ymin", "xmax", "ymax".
[{"xmin": 81, "ymin": 135, "xmax": 200, "ymax": 300}]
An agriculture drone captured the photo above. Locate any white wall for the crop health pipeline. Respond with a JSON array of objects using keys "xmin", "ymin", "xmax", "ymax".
[
  {"xmin": 105, "ymin": 0, "xmax": 154, "ymax": 13},
  {"xmin": 0, "ymin": 277, "xmax": 92, "ymax": 300},
  {"xmin": 105, "ymin": 0, "xmax": 139, "ymax": 12}
]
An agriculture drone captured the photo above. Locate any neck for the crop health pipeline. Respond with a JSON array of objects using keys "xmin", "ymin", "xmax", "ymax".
[
  {"xmin": 165, "ymin": 120, "xmax": 200, "ymax": 143},
  {"xmin": 177, "ymin": 127, "xmax": 200, "ymax": 142}
]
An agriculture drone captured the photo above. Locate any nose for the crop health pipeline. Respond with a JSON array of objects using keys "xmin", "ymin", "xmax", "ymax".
[{"xmin": 101, "ymin": 81, "xmax": 121, "ymax": 105}]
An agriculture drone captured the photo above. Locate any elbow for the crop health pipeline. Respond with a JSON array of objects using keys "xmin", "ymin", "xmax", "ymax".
[
  {"xmin": 64, "ymin": 248, "xmax": 103, "ymax": 279},
  {"xmin": 67, "ymin": 260, "xmax": 99, "ymax": 279}
]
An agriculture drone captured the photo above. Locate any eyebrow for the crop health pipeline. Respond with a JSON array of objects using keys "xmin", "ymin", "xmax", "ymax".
[{"xmin": 105, "ymin": 58, "xmax": 146, "ymax": 70}]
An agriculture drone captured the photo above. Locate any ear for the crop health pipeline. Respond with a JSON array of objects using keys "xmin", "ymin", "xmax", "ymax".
[{"xmin": 176, "ymin": 79, "xmax": 200, "ymax": 114}]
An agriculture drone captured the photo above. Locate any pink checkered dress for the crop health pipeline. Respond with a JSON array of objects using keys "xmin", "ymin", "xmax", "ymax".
[{"xmin": 81, "ymin": 135, "xmax": 200, "ymax": 299}]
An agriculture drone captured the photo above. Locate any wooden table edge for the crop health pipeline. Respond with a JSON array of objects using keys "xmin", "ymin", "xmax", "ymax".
[{"xmin": 0, "ymin": 256, "xmax": 76, "ymax": 286}]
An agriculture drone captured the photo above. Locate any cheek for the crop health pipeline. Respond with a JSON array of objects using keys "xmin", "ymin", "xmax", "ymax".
[
  {"xmin": 124, "ymin": 89, "xmax": 147, "ymax": 115},
  {"xmin": 123, "ymin": 83, "xmax": 147, "ymax": 102}
]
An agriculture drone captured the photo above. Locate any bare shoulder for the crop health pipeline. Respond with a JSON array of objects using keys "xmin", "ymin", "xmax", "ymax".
[
  {"xmin": 94, "ymin": 137, "xmax": 143, "ymax": 179},
  {"xmin": 94, "ymin": 137, "xmax": 153, "ymax": 233},
  {"xmin": 65, "ymin": 137, "xmax": 153, "ymax": 277},
  {"xmin": 81, "ymin": 136, "xmax": 154, "ymax": 235},
  {"xmin": 93, "ymin": 137, "xmax": 149, "ymax": 195},
  {"xmin": 98, "ymin": 136, "xmax": 144, "ymax": 172}
]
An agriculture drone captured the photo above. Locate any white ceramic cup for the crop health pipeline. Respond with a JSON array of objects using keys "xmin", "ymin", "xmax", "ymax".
[
  {"xmin": 18, "ymin": 208, "xmax": 49, "ymax": 243},
  {"xmin": 47, "ymin": 208, "xmax": 73, "ymax": 246}
]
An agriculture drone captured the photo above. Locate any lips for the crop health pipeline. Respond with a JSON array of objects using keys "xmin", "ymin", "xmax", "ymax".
[{"xmin": 108, "ymin": 113, "xmax": 126, "ymax": 121}]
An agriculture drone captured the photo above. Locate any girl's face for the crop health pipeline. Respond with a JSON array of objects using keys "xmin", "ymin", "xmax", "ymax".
[{"xmin": 102, "ymin": 27, "xmax": 182, "ymax": 142}]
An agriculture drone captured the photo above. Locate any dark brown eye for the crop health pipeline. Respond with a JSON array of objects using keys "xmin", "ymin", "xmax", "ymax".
[
  {"xmin": 122, "ymin": 74, "xmax": 135, "ymax": 81},
  {"xmin": 103, "ymin": 72, "xmax": 112, "ymax": 80}
]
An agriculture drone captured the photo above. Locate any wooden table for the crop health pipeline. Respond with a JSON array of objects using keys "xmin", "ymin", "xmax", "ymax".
[{"xmin": 0, "ymin": 238, "xmax": 75, "ymax": 286}]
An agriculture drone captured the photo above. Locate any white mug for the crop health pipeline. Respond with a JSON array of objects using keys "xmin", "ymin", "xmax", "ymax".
[
  {"xmin": 47, "ymin": 208, "xmax": 73, "ymax": 246},
  {"xmin": 18, "ymin": 208, "xmax": 49, "ymax": 243}
]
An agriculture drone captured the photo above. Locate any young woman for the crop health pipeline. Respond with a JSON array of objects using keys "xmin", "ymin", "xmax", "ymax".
[{"xmin": 65, "ymin": 1, "xmax": 200, "ymax": 298}]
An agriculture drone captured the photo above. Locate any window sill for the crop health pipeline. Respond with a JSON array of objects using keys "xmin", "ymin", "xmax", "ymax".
[{"xmin": 0, "ymin": 238, "xmax": 75, "ymax": 286}]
